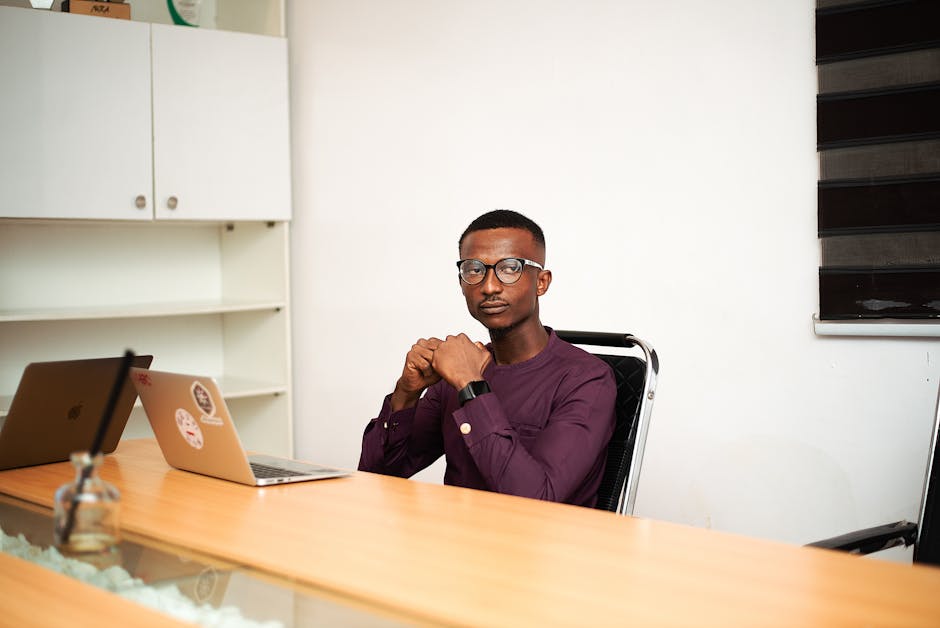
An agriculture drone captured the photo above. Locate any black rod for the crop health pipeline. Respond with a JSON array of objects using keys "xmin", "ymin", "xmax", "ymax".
[{"xmin": 58, "ymin": 349, "xmax": 135, "ymax": 546}]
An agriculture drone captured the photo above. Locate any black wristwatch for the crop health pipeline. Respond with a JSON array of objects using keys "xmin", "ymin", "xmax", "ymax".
[{"xmin": 457, "ymin": 380, "xmax": 491, "ymax": 407}]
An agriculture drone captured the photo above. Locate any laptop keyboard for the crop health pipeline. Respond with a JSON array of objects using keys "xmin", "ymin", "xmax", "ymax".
[{"xmin": 250, "ymin": 462, "xmax": 308, "ymax": 479}]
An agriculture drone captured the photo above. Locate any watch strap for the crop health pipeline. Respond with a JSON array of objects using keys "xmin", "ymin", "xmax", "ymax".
[{"xmin": 457, "ymin": 380, "xmax": 491, "ymax": 407}]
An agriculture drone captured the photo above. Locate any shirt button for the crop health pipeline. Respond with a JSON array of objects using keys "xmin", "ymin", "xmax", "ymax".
[{"xmin": 459, "ymin": 422, "xmax": 472, "ymax": 435}]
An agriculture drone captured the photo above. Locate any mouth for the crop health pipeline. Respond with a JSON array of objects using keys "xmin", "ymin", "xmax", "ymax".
[{"xmin": 478, "ymin": 301, "xmax": 509, "ymax": 315}]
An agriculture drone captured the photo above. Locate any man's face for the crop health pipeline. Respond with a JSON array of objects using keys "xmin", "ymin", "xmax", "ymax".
[{"xmin": 458, "ymin": 227, "xmax": 550, "ymax": 334}]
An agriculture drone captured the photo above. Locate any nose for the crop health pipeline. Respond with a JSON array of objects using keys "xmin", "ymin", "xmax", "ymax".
[{"xmin": 479, "ymin": 266, "xmax": 503, "ymax": 295}]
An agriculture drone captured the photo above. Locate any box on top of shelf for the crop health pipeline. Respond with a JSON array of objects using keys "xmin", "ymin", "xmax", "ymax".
[
  {"xmin": 63, "ymin": 0, "xmax": 131, "ymax": 20},
  {"xmin": 0, "ymin": 0, "xmax": 283, "ymax": 36}
]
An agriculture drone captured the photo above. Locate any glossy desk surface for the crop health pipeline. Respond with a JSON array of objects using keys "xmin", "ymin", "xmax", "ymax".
[
  {"xmin": 2, "ymin": 439, "xmax": 940, "ymax": 626},
  {"xmin": 0, "ymin": 550, "xmax": 192, "ymax": 627}
]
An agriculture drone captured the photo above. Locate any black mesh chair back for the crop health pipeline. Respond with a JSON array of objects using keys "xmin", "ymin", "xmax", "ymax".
[{"xmin": 555, "ymin": 330, "xmax": 659, "ymax": 516}]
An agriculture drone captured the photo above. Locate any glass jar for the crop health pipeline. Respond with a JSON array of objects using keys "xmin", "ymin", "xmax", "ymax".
[{"xmin": 53, "ymin": 451, "xmax": 121, "ymax": 563}]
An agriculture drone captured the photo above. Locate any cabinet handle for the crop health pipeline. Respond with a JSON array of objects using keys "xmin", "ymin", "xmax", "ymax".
[
  {"xmin": 167, "ymin": 196, "xmax": 179, "ymax": 210},
  {"xmin": 135, "ymin": 195, "xmax": 147, "ymax": 209}
]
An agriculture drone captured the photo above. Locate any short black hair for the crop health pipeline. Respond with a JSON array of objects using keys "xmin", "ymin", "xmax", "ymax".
[{"xmin": 458, "ymin": 209, "xmax": 545, "ymax": 250}]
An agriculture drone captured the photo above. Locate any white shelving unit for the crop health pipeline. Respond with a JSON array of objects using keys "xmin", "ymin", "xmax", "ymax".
[
  {"xmin": 0, "ymin": 221, "xmax": 294, "ymax": 457},
  {"xmin": 0, "ymin": 7, "xmax": 294, "ymax": 457}
]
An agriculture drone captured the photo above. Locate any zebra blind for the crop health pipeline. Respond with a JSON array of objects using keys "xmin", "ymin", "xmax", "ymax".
[{"xmin": 816, "ymin": 0, "xmax": 940, "ymax": 319}]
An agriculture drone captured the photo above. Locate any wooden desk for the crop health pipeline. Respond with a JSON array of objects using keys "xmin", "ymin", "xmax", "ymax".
[
  {"xmin": 2, "ymin": 439, "xmax": 940, "ymax": 626},
  {"xmin": 0, "ymin": 551, "xmax": 192, "ymax": 627}
]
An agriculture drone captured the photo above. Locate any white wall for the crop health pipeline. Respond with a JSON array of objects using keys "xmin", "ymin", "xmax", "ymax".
[{"xmin": 286, "ymin": 0, "xmax": 939, "ymax": 558}]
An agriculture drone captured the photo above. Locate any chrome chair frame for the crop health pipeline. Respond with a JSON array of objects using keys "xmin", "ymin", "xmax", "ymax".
[{"xmin": 555, "ymin": 330, "xmax": 659, "ymax": 516}]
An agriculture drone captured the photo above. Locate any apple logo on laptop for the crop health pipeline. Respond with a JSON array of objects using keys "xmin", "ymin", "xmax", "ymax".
[{"xmin": 67, "ymin": 404, "xmax": 83, "ymax": 421}]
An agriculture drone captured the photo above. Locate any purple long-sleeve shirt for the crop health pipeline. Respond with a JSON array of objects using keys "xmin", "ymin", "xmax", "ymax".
[{"xmin": 358, "ymin": 329, "xmax": 616, "ymax": 507}]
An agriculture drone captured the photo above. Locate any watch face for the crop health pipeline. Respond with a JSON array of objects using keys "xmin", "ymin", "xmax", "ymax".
[{"xmin": 175, "ymin": 408, "xmax": 204, "ymax": 449}]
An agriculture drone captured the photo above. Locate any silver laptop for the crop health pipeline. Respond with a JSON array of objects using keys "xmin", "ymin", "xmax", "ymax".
[
  {"xmin": 0, "ymin": 355, "xmax": 154, "ymax": 471},
  {"xmin": 130, "ymin": 368, "xmax": 349, "ymax": 486}
]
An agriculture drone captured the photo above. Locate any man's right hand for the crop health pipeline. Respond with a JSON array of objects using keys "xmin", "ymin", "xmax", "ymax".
[{"xmin": 390, "ymin": 337, "xmax": 442, "ymax": 412}]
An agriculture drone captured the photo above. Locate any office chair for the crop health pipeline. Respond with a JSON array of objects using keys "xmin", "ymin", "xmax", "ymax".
[
  {"xmin": 806, "ymin": 383, "xmax": 939, "ymax": 566},
  {"xmin": 555, "ymin": 330, "xmax": 659, "ymax": 516}
]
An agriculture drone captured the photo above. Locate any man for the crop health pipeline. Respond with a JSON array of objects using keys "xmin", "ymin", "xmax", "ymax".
[{"xmin": 358, "ymin": 210, "xmax": 616, "ymax": 507}]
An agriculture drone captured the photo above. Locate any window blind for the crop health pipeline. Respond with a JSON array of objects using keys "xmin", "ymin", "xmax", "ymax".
[{"xmin": 816, "ymin": 0, "xmax": 940, "ymax": 320}]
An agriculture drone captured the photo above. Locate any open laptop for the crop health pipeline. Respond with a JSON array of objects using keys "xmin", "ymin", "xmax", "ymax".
[
  {"xmin": 0, "ymin": 355, "xmax": 154, "ymax": 471},
  {"xmin": 130, "ymin": 368, "xmax": 349, "ymax": 486}
]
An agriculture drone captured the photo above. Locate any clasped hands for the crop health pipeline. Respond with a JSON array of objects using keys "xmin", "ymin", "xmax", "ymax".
[{"xmin": 390, "ymin": 334, "xmax": 492, "ymax": 411}]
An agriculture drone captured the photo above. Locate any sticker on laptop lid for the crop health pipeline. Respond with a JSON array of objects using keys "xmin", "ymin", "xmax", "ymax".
[
  {"xmin": 175, "ymin": 408, "xmax": 204, "ymax": 449},
  {"xmin": 191, "ymin": 380, "xmax": 223, "ymax": 426},
  {"xmin": 133, "ymin": 371, "xmax": 152, "ymax": 387},
  {"xmin": 191, "ymin": 381, "xmax": 215, "ymax": 416}
]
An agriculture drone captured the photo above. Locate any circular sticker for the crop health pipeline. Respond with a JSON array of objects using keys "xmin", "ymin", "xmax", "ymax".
[
  {"xmin": 175, "ymin": 408, "xmax": 204, "ymax": 449},
  {"xmin": 191, "ymin": 381, "xmax": 215, "ymax": 417}
]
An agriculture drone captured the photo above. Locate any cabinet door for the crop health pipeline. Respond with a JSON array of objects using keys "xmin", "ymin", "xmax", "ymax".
[
  {"xmin": 151, "ymin": 25, "xmax": 292, "ymax": 221},
  {"xmin": 0, "ymin": 8, "xmax": 153, "ymax": 220}
]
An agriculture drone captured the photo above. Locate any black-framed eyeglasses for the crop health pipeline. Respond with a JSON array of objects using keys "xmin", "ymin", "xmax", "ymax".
[{"xmin": 456, "ymin": 257, "xmax": 543, "ymax": 285}]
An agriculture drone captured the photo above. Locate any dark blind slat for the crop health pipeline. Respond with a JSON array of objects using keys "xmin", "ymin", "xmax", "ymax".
[
  {"xmin": 818, "ymin": 178, "xmax": 940, "ymax": 235},
  {"xmin": 819, "ymin": 267, "xmax": 940, "ymax": 319},
  {"xmin": 816, "ymin": 0, "xmax": 940, "ymax": 63},
  {"xmin": 818, "ymin": 0, "xmax": 891, "ymax": 9},
  {"xmin": 817, "ymin": 84, "xmax": 940, "ymax": 147}
]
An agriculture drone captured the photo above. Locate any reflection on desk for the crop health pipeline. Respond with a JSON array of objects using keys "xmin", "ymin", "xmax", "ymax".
[
  {"xmin": 0, "ymin": 494, "xmax": 403, "ymax": 627},
  {"xmin": 1, "ymin": 438, "xmax": 940, "ymax": 626}
]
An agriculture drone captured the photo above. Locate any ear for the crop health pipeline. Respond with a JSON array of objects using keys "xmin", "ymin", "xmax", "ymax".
[{"xmin": 536, "ymin": 269, "xmax": 552, "ymax": 296}]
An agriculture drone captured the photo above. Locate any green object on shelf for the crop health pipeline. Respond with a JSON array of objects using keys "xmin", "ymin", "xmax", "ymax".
[{"xmin": 167, "ymin": 0, "xmax": 199, "ymax": 27}]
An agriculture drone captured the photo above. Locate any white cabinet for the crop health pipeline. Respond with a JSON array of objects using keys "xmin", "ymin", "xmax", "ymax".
[
  {"xmin": 0, "ymin": 8, "xmax": 294, "ymax": 457},
  {"xmin": 152, "ymin": 25, "xmax": 292, "ymax": 221},
  {"xmin": 0, "ymin": 7, "xmax": 292, "ymax": 222},
  {"xmin": 0, "ymin": 9, "xmax": 153, "ymax": 220}
]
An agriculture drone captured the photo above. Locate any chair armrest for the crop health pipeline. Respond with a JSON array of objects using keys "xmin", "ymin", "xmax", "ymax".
[{"xmin": 806, "ymin": 520, "xmax": 917, "ymax": 554}]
